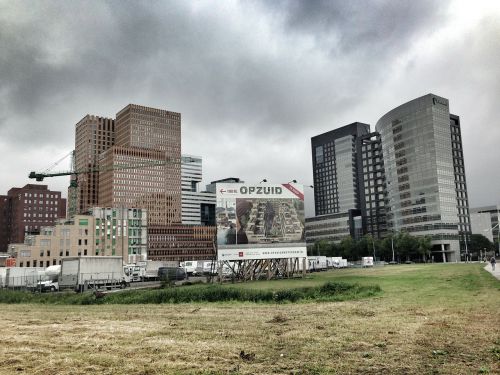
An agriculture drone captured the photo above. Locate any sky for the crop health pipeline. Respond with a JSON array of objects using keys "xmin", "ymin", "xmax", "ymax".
[{"xmin": 1, "ymin": 0, "xmax": 500, "ymax": 217}]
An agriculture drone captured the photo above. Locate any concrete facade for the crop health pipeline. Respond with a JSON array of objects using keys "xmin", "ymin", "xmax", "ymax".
[
  {"xmin": 181, "ymin": 155, "xmax": 216, "ymax": 225},
  {"xmin": 9, "ymin": 207, "xmax": 147, "ymax": 266}
]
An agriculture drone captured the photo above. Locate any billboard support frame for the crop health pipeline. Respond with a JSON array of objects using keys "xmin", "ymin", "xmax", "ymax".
[{"xmin": 217, "ymin": 256, "xmax": 306, "ymax": 282}]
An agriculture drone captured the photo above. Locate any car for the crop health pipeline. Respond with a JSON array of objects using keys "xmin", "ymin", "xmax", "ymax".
[{"xmin": 158, "ymin": 267, "xmax": 186, "ymax": 282}]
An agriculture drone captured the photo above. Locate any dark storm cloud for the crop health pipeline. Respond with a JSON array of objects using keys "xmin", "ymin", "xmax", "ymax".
[
  {"xmin": 1, "ymin": 0, "xmax": 499, "ymax": 213},
  {"xmin": 264, "ymin": 0, "xmax": 445, "ymax": 56},
  {"xmin": 0, "ymin": 0, "xmax": 450, "ymax": 149}
]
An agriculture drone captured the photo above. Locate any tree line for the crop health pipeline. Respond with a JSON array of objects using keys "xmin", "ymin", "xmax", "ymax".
[{"xmin": 308, "ymin": 233, "xmax": 497, "ymax": 262}]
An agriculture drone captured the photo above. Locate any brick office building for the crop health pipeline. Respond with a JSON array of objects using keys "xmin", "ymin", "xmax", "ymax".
[
  {"xmin": 98, "ymin": 104, "xmax": 182, "ymax": 226},
  {"xmin": 72, "ymin": 104, "xmax": 214, "ymax": 262},
  {"xmin": 74, "ymin": 115, "xmax": 115, "ymax": 214},
  {"xmin": 0, "ymin": 184, "xmax": 66, "ymax": 252}
]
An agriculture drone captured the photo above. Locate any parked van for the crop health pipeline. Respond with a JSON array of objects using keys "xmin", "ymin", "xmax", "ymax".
[{"xmin": 158, "ymin": 267, "xmax": 186, "ymax": 281}]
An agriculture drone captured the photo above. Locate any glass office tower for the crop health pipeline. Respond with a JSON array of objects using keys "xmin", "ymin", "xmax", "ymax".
[
  {"xmin": 375, "ymin": 94, "xmax": 469, "ymax": 262},
  {"xmin": 311, "ymin": 123, "xmax": 370, "ymax": 216}
]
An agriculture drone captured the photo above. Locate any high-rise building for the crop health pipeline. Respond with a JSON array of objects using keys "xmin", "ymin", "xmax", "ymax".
[
  {"xmin": 74, "ymin": 115, "xmax": 115, "ymax": 214},
  {"xmin": 181, "ymin": 155, "xmax": 216, "ymax": 226},
  {"xmin": 98, "ymin": 104, "xmax": 182, "ymax": 226},
  {"xmin": 311, "ymin": 123, "xmax": 370, "ymax": 216},
  {"xmin": 376, "ymin": 94, "xmax": 470, "ymax": 262},
  {"xmin": 356, "ymin": 132, "xmax": 388, "ymax": 239}
]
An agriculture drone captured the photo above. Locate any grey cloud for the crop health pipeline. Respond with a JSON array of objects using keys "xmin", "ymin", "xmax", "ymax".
[
  {"xmin": 0, "ymin": 0, "xmax": 450, "ymax": 150},
  {"xmin": 265, "ymin": 0, "xmax": 447, "ymax": 56},
  {"xmin": 1, "ymin": 0, "xmax": 499, "ymax": 213}
]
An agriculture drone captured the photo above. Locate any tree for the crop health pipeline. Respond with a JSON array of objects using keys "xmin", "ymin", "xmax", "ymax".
[
  {"xmin": 340, "ymin": 237, "xmax": 354, "ymax": 260},
  {"xmin": 469, "ymin": 234, "xmax": 494, "ymax": 257},
  {"xmin": 395, "ymin": 232, "xmax": 419, "ymax": 262},
  {"xmin": 417, "ymin": 236, "xmax": 432, "ymax": 262},
  {"xmin": 311, "ymin": 240, "xmax": 332, "ymax": 256}
]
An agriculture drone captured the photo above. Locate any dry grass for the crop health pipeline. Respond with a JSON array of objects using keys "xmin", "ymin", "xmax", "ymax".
[{"xmin": 0, "ymin": 264, "xmax": 499, "ymax": 374}]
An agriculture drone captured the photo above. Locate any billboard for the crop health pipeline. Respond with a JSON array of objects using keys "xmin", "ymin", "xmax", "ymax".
[{"xmin": 216, "ymin": 183, "xmax": 306, "ymax": 260}]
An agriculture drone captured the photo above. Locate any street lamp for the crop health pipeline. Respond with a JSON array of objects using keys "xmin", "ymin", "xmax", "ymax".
[
  {"xmin": 259, "ymin": 179, "xmax": 267, "ymax": 183},
  {"xmin": 391, "ymin": 236, "xmax": 395, "ymax": 263},
  {"xmin": 371, "ymin": 235, "xmax": 376, "ymax": 261}
]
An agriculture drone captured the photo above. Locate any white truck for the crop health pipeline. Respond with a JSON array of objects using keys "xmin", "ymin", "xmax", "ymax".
[
  {"xmin": 4, "ymin": 267, "xmax": 46, "ymax": 289},
  {"xmin": 308, "ymin": 256, "xmax": 327, "ymax": 272},
  {"xmin": 123, "ymin": 264, "xmax": 143, "ymax": 282},
  {"xmin": 331, "ymin": 257, "xmax": 348, "ymax": 268},
  {"xmin": 181, "ymin": 261, "xmax": 203, "ymax": 276},
  {"xmin": 36, "ymin": 265, "xmax": 61, "ymax": 292},
  {"xmin": 202, "ymin": 261, "xmax": 217, "ymax": 275},
  {"xmin": 58, "ymin": 256, "xmax": 129, "ymax": 292},
  {"xmin": 362, "ymin": 257, "xmax": 374, "ymax": 267}
]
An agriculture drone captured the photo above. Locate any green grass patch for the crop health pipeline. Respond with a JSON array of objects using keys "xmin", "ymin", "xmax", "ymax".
[{"xmin": 0, "ymin": 281, "xmax": 380, "ymax": 305}]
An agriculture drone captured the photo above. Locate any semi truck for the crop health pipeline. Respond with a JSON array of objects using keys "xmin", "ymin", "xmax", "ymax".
[{"xmin": 58, "ymin": 256, "xmax": 129, "ymax": 292}]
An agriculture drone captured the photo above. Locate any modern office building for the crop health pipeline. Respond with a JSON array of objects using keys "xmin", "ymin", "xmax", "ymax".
[
  {"xmin": 8, "ymin": 207, "xmax": 147, "ymax": 266},
  {"xmin": 74, "ymin": 115, "xmax": 115, "ymax": 214},
  {"xmin": 305, "ymin": 211, "xmax": 361, "ymax": 245},
  {"xmin": 311, "ymin": 123, "xmax": 370, "ymax": 216},
  {"xmin": 181, "ymin": 155, "xmax": 216, "ymax": 226},
  {"xmin": 375, "ymin": 94, "xmax": 470, "ymax": 262},
  {"xmin": 470, "ymin": 205, "xmax": 499, "ymax": 245},
  {"xmin": 0, "ymin": 184, "xmax": 66, "ymax": 252},
  {"xmin": 356, "ymin": 132, "xmax": 388, "ymax": 239},
  {"xmin": 98, "ymin": 104, "xmax": 182, "ymax": 226}
]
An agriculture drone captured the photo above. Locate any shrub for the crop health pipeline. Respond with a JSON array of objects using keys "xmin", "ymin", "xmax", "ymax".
[{"xmin": 0, "ymin": 281, "xmax": 381, "ymax": 305}]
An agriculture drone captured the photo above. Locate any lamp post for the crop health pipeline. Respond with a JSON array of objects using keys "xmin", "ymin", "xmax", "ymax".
[
  {"xmin": 391, "ymin": 235, "xmax": 395, "ymax": 263},
  {"xmin": 372, "ymin": 236, "xmax": 376, "ymax": 262}
]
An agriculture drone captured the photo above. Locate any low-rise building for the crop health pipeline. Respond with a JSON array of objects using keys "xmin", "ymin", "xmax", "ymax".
[
  {"xmin": 8, "ymin": 207, "xmax": 147, "ymax": 266},
  {"xmin": 147, "ymin": 224, "xmax": 216, "ymax": 262}
]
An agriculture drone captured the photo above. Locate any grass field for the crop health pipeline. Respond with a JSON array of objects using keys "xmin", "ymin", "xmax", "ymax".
[{"xmin": 0, "ymin": 263, "xmax": 499, "ymax": 374}]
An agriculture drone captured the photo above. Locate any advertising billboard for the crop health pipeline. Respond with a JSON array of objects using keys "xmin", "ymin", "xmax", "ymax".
[{"xmin": 216, "ymin": 183, "xmax": 306, "ymax": 260}]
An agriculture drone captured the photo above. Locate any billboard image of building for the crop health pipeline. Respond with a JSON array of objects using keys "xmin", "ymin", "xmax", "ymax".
[{"xmin": 216, "ymin": 183, "xmax": 306, "ymax": 261}]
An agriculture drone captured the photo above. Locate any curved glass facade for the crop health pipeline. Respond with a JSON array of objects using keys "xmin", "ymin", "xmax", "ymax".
[{"xmin": 375, "ymin": 94, "xmax": 461, "ymax": 261}]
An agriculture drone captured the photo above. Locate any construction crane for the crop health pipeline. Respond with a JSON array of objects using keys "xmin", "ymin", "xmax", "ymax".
[{"xmin": 29, "ymin": 152, "xmax": 186, "ymax": 216}]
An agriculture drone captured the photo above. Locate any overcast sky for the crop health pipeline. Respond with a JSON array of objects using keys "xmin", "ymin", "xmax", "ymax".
[{"xmin": 1, "ymin": 0, "xmax": 499, "ymax": 217}]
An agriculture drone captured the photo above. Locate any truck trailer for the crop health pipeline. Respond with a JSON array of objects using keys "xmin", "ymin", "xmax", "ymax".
[{"xmin": 59, "ymin": 256, "xmax": 129, "ymax": 292}]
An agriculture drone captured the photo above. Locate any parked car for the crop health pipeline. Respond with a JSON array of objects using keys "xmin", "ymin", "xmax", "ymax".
[{"xmin": 158, "ymin": 267, "xmax": 186, "ymax": 282}]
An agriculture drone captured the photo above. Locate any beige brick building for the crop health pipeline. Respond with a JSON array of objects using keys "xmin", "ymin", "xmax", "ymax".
[{"xmin": 9, "ymin": 208, "xmax": 147, "ymax": 267}]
